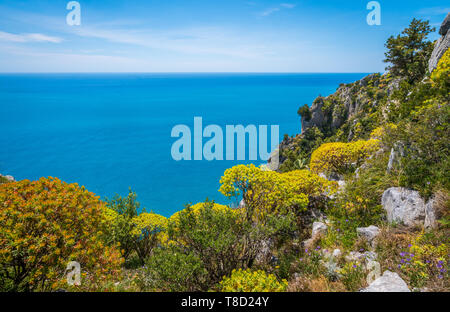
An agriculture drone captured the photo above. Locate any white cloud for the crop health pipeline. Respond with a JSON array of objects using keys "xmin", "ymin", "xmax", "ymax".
[
  {"xmin": 0, "ymin": 31, "xmax": 62, "ymax": 43},
  {"xmin": 280, "ymin": 3, "xmax": 296, "ymax": 9},
  {"xmin": 260, "ymin": 8, "xmax": 280, "ymax": 17},
  {"xmin": 259, "ymin": 3, "xmax": 296, "ymax": 17}
]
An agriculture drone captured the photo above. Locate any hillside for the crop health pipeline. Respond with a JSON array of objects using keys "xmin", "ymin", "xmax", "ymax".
[{"xmin": 0, "ymin": 15, "xmax": 449, "ymax": 292}]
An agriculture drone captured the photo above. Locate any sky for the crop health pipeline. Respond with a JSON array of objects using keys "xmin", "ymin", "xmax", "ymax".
[{"xmin": 0, "ymin": 0, "xmax": 448, "ymax": 73}]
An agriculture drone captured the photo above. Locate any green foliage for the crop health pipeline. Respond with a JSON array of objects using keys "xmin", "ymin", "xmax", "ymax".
[
  {"xmin": 279, "ymin": 127, "xmax": 324, "ymax": 172},
  {"xmin": 131, "ymin": 213, "xmax": 167, "ymax": 264},
  {"xmin": 0, "ymin": 176, "xmax": 9, "ymax": 185},
  {"xmin": 105, "ymin": 189, "xmax": 141, "ymax": 262},
  {"xmin": 297, "ymin": 104, "xmax": 311, "ymax": 121},
  {"xmin": 219, "ymin": 269, "xmax": 288, "ymax": 292},
  {"xmin": 338, "ymin": 262, "xmax": 366, "ymax": 291},
  {"xmin": 384, "ymin": 18, "xmax": 435, "ymax": 83},
  {"xmin": 0, "ymin": 178, "xmax": 123, "ymax": 292},
  {"xmin": 145, "ymin": 246, "xmax": 208, "ymax": 291}
]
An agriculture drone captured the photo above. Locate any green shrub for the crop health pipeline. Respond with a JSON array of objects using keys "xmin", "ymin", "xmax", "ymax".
[
  {"xmin": 219, "ymin": 269, "xmax": 288, "ymax": 292},
  {"xmin": 145, "ymin": 246, "xmax": 208, "ymax": 291}
]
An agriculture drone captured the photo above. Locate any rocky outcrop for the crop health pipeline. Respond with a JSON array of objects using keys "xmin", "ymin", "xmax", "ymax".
[
  {"xmin": 429, "ymin": 13, "xmax": 450, "ymax": 73},
  {"xmin": 382, "ymin": 187, "xmax": 426, "ymax": 227},
  {"xmin": 382, "ymin": 187, "xmax": 437, "ymax": 228},
  {"xmin": 362, "ymin": 271, "xmax": 410, "ymax": 292}
]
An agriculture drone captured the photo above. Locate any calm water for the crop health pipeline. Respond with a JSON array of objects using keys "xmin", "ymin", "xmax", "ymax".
[{"xmin": 0, "ymin": 73, "xmax": 366, "ymax": 216}]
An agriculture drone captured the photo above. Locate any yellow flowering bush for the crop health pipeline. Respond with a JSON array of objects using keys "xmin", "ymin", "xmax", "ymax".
[
  {"xmin": 0, "ymin": 178, "xmax": 123, "ymax": 291},
  {"xmin": 310, "ymin": 139, "xmax": 380, "ymax": 175},
  {"xmin": 170, "ymin": 202, "xmax": 232, "ymax": 223},
  {"xmin": 219, "ymin": 269, "xmax": 288, "ymax": 292},
  {"xmin": 131, "ymin": 213, "xmax": 168, "ymax": 263},
  {"xmin": 281, "ymin": 169, "xmax": 338, "ymax": 197},
  {"xmin": 219, "ymin": 165, "xmax": 311, "ymax": 222},
  {"xmin": 430, "ymin": 49, "xmax": 449, "ymax": 99}
]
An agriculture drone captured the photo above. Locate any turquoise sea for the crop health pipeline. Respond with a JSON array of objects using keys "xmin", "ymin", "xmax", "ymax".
[{"xmin": 0, "ymin": 73, "xmax": 366, "ymax": 216}]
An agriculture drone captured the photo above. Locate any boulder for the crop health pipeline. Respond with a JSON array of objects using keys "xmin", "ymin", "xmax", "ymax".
[
  {"xmin": 429, "ymin": 13, "xmax": 450, "ymax": 73},
  {"xmin": 382, "ymin": 187, "xmax": 426, "ymax": 227},
  {"xmin": 361, "ymin": 271, "xmax": 410, "ymax": 292},
  {"xmin": 357, "ymin": 225, "xmax": 380, "ymax": 245}
]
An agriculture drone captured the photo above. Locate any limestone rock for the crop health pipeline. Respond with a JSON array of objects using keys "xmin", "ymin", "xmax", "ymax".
[
  {"xmin": 362, "ymin": 271, "xmax": 410, "ymax": 292},
  {"xmin": 381, "ymin": 187, "xmax": 426, "ymax": 227},
  {"xmin": 439, "ymin": 13, "xmax": 450, "ymax": 36},
  {"xmin": 429, "ymin": 13, "xmax": 450, "ymax": 73}
]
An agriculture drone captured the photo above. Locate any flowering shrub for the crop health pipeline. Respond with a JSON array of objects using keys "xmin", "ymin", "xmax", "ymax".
[
  {"xmin": 310, "ymin": 140, "xmax": 380, "ymax": 175},
  {"xmin": 0, "ymin": 178, "xmax": 123, "ymax": 291},
  {"xmin": 398, "ymin": 232, "xmax": 449, "ymax": 289},
  {"xmin": 430, "ymin": 49, "xmax": 449, "ymax": 100},
  {"xmin": 281, "ymin": 170, "xmax": 338, "ymax": 197},
  {"xmin": 131, "ymin": 213, "xmax": 168, "ymax": 263},
  {"xmin": 169, "ymin": 202, "xmax": 232, "ymax": 223},
  {"xmin": 219, "ymin": 269, "xmax": 288, "ymax": 292},
  {"xmin": 219, "ymin": 165, "xmax": 337, "ymax": 223}
]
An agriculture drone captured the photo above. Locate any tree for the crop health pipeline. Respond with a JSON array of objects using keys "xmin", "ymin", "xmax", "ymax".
[
  {"xmin": 384, "ymin": 18, "xmax": 435, "ymax": 83},
  {"xmin": 297, "ymin": 104, "xmax": 311, "ymax": 121}
]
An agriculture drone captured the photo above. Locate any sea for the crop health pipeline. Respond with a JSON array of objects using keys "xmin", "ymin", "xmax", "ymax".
[{"xmin": 0, "ymin": 73, "xmax": 367, "ymax": 217}]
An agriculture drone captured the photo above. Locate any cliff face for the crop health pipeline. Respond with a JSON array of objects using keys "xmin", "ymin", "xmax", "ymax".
[
  {"xmin": 429, "ymin": 13, "xmax": 450, "ymax": 73},
  {"xmin": 300, "ymin": 73, "xmax": 399, "ymax": 138},
  {"xmin": 278, "ymin": 14, "xmax": 450, "ymax": 173}
]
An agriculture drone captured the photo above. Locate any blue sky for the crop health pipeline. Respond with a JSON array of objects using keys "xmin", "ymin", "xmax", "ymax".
[{"xmin": 0, "ymin": 0, "xmax": 448, "ymax": 72}]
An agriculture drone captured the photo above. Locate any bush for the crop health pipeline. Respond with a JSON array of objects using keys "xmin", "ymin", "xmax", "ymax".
[
  {"xmin": 310, "ymin": 140, "xmax": 380, "ymax": 176},
  {"xmin": 105, "ymin": 190, "xmax": 140, "ymax": 261},
  {"xmin": 145, "ymin": 200, "xmax": 296, "ymax": 291},
  {"xmin": 0, "ymin": 178, "xmax": 123, "ymax": 291},
  {"xmin": 219, "ymin": 269, "xmax": 288, "ymax": 292},
  {"xmin": 219, "ymin": 165, "xmax": 312, "ymax": 223},
  {"xmin": 145, "ymin": 245, "xmax": 208, "ymax": 291},
  {"xmin": 131, "ymin": 213, "xmax": 167, "ymax": 264}
]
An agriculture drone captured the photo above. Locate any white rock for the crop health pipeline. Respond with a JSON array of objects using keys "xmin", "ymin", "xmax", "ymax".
[
  {"xmin": 362, "ymin": 271, "xmax": 410, "ymax": 292},
  {"xmin": 357, "ymin": 225, "xmax": 380, "ymax": 244},
  {"xmin": 382, "ymin": 187, "xmax": 426, "ymax": 227}
]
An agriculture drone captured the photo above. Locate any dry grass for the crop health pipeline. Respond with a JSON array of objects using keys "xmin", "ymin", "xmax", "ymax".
[{"xmin": 287, "ymin": 275, "xmax": 346, "ymax": 292}]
